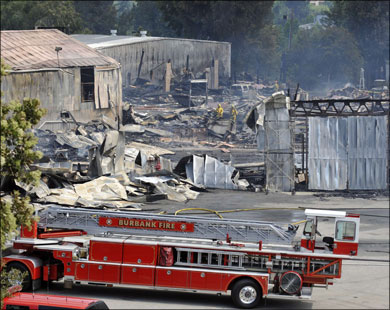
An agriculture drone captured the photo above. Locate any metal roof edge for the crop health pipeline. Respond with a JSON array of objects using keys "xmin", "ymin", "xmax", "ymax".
[
  {"xmin": 5, "ymin": 64, "xmax": 120, "ymax": 74},
  {"xmin": 1, "ymin": 29, "xmax": 120, "ymax": 69},
  {"xmin": 79, "ymin": 36, "xmax": 231, "ymax": 50}
]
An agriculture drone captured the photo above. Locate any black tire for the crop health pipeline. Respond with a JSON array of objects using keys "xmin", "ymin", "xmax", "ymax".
[
  {"xmin": 6, "ymin": 262, "xmax": 32, "ymax": 291},
  {"xmin": 231, "ymin": 279, "xmax": 262, "ymax": 309}
]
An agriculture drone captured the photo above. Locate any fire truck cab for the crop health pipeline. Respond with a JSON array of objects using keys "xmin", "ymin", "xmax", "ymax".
[{"xmin": 301, "ymin": 209, "xmax": 360, "ymax": 256}]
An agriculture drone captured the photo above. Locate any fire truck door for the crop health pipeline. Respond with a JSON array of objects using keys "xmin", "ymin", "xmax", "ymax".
[
  {"xmin": 333, "ymin": 218, "xmax": 359, "ymax": 255},
  {"xmin": 155, "ymin": 267, "xmax": 189, "ymax": 288},
  {"xmin": 121, "ymin": 243, "xmax": 157, "ymax": 286},
  {"xmin": 75, "ymin": 262, "xmax": 89, "ymax": 281},
  {"xmin": 122, "ymin": 243, "xmax": 156, "ymax": 265},
  {"xmin": 89, "ymin": 263, "xmax": 121, "ymax": 283},
  {"xmin": 121, "ymin": 266, "xmax": 155, "ymax": 286},
  {"xmin": 190, "ymin": 271, "xmax": 222, "ymax": 291}
]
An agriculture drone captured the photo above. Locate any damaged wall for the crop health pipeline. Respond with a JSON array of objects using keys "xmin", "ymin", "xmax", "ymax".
[
  {"xmin": 250, "ymin": 92, "xmax": 294, "ymax": 192},
  {"xmin": 1, "ymin": 67, "xmax": 122, "ymax": 131},
  {"xmin": 72, "ymin": 35, "xmax": 231, "ymax": 87},
  {"xmin": 177, "ymin": 155, "xmax": 238, "ymax": 190},
  {"xmin": 264, "ymin": 94, "xmax": 294, "ymax": 192}
]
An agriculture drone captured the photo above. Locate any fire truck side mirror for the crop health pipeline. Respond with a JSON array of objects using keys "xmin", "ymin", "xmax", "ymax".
[{"xmin": 303, "ymin": 220, "xmax": 313, "ymax": 237}]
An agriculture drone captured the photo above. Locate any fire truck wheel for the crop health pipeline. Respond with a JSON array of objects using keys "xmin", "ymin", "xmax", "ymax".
[
  {"xmin": 6, "ymin": 262, "xmax": 32, "ymax": 291},
  {"xmin": 231, "ymin": 279, "xmax": 261, "ymax": 309}
]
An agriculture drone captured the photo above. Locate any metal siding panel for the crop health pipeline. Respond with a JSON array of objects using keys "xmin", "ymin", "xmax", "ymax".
[
  {"xmin": 204, "ymin": 155, "xmax": 216, "ymax": 188},
  {"xmin": 308, "ymin": 117, "xmax": 348, "ymax": 190},
  {"xmin": 348, "ymin": 116, "xmax": 387, "ymax": 190},
  {"xmin": 309, "ymin": 116, "xmax": 387, "ymax": 190},
  {"xmin": 96, "ymin": 71, "xmax": 109, "ymax": 109},
  {"xmin": 215, "ymin": 159, "xmax": 226, "ymax": 189},
  {"xmin": 225, "ymin": 165, "xmax": 237, "ymax": 190},
  {"xmin": 94, "ymin": 67, "xmax": 100, "ymax": 109},
  {"xmin": 193, "ymin": 155, "xmax": 205, "ymax": 186}
]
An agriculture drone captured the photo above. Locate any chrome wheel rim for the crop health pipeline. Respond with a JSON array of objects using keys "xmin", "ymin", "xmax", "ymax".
[{"xmin": 239, "ymin": 286, "xmax": 257, "ymax": 304}]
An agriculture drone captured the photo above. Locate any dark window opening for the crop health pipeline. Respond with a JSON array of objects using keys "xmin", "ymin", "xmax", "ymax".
[{"xmin": 81, "ymin": 67, "xmax": 94, "ymax": 102}]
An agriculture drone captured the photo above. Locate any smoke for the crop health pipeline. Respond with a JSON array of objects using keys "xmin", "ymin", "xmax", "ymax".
[{"xmin": 307, "ymin": 80, "xmax": 355, "ymax": 98}]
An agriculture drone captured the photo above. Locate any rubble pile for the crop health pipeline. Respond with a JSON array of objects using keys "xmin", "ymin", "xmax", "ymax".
[
  {"xmin": 3, "ymin": 112, "xmax": 260, "ymax": 212},
  {"xmin": 121, "ymin": 79, "xmax": 280, "ymax": 148},
  {"xmin": 319, "ymin": 83, "xmax": 390, "ymax": 100},
  {"xmin": 1, "ymin": 78, "xmax": 289, "ymax": 212}
]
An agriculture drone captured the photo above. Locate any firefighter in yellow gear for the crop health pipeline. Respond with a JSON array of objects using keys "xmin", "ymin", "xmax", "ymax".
[
  {"xmin": 216, "ymin": 104, "xmax": 224, "ymax": 119},
  {"xmin": 274, "ymin": 80, "xmax": 279, "ymax": 92},
  {"xmin": 231, "ymin": 105, "xmax": 238, "ymax": 123}
]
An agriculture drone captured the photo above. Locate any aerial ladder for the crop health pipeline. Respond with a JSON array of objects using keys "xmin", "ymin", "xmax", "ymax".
[{"xmin": 33, "ymin": 205, "xmax": 297, "ymax": 245}]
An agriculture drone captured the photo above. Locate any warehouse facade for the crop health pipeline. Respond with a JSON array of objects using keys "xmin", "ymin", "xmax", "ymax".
[{"xmin": 72, "ymin": 34, "xmax": 231, "ymax": 88}]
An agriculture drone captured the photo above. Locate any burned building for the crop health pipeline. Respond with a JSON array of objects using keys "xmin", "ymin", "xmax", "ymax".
[
  {"xmin": 0, "ymin": 29, "xmax": 122, "ymax": 130},
  {"xmin": 248, "ymin": 94, "xmax": 389, "ymax": 192},
  {"xmin": 72, "ymin": 33, "xmax": 231, "ymax": 88}
]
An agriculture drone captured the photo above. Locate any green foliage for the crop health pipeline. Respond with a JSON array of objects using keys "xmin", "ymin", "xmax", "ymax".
[
  {"xmin": 117, "ymin": 1, "xmax": 175, "ymax": 37},
  {"xmin": 0, "ymin": 1, "xmax": 83, "ymax": 33},
  {"xmin": 1, "ymin": 262, "xmax": 27, "ymax": 307},
  {"xmin": 157, "ymin": 1, "xmax": 276, "ymax": 76},
  {"xmin": 1, "ymin": 98, "xmax": 45, "ymax": 186},
  {"xmin": 309, "ymin": 2, "xmax": 331, "ymax": 16},
  {"xmin": 73, "ymin": 1, "xmax": 117, "ymax": 35},
  {"xmin": 273, "ymin": 1, "xmax": 311, "ymax": 43},
  {"xmin": 285, "ymin": 26, "xmax": 363, "ymax": 89},
  {"xmin": 327, "ymin": 1, "xmax": 389, "ymax": 87},
  {"xmin": 256, "ymin": 25, "xmax": 281, "ymax": 81},
  {"xmin": 0, "ymin": 60, "xmax": 46, "ymax": 304},
  {"xmin": 284, "ymin": 1, "xmax": 311, "ymax": 23}
]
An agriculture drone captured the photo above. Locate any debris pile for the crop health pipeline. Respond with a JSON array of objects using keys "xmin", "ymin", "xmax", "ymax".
[
  {"xmin": 2, "ymin": 112, "xmax": 258, "ymax": 212},
  {"xmin": 1, "ymin": 77, "xmax": 295, "ymax": 212},
  {"xmin": 324, "ymin": 83, "xmax": 389, "ymax": 100}
]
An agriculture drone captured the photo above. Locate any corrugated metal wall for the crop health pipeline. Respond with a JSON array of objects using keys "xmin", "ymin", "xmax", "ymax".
[
  {"xmin": 1, "ymin": 67, "xmax": 122, "ymax": 130},
  {"xmin": 347, "ymin": 116, "xmax": 388, "ymax": 189},
  {"xmin": 97, "ymin": 39, "xmax": 231, "ymax": 86},
  {"xmin": 308, "ymin": 116, "xmax": 388, "ymax": 190}
]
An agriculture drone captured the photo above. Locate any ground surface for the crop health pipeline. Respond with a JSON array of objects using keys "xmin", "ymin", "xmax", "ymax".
[{"xmin": 34, "ymin": 190, "xmax": 389, "ymax": 309}]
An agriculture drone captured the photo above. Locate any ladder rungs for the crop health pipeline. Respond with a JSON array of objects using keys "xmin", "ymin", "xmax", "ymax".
[{"xmin": 38, "ymin": 205, "xmax": 297, "ymax": 245}]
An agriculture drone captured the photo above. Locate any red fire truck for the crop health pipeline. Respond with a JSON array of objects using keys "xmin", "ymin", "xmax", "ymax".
[{"xmin": 3, "ymin": 206, "xmax": 360, "ymax": 308}]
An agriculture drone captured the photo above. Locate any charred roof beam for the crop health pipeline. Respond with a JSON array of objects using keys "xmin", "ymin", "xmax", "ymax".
[{"xmin": 290, "ymin": 99, "xmax": 389, "ymax": 117}]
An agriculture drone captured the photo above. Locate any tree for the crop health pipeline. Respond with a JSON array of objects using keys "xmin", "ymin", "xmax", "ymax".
[
  {"xmin": 327, "ymin": 1, "xmax": 389, "ymax": 88},
  {"xmin": 115, "ymin": 1, "xmax": 135, "ymax": 36},
  {"xmin": 285, "ymin": 26, "xmax": 363, "ymax": 90},
  {"xmin": 256, "ymin": 25, "xmax": 281, "ymax": 81},
  {"xmin": 0, "ymin": 1, "xmax": 83, "ymax": 33},
  {"xmin": 157, "ymin": 1, "xmax": 275, "ymax": 76},
  {"xmin": 73, "ymin": 1, "xmax": 117, "ymax": 34},
  {"xmin": 0, "ymin": 60, "xmax": 46, "ymax": 305},
  {"xmin": 118, "ymin": 1, "xmax": 174, "ymax": 37}
]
